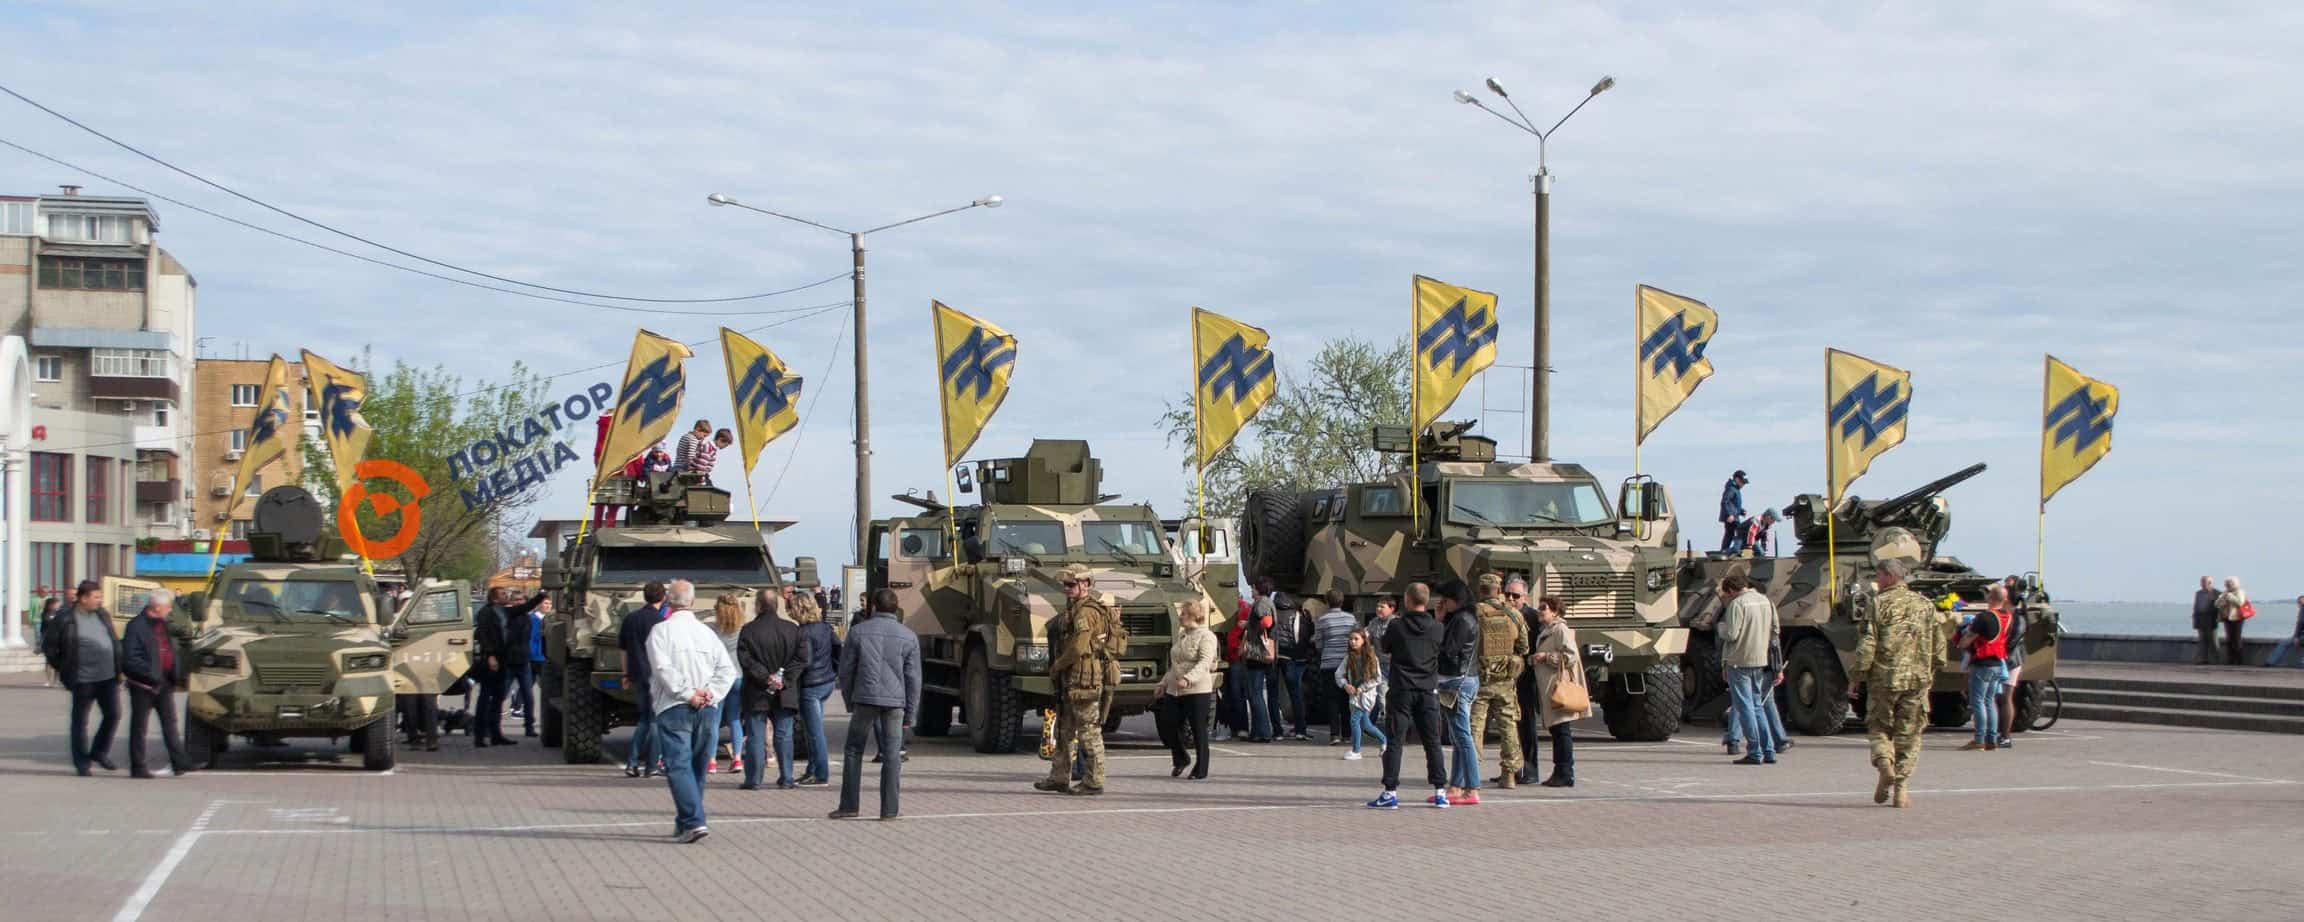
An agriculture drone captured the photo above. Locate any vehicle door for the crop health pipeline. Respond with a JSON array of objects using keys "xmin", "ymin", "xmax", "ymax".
[
  {"xmin": 386, "ymin": 581, "xmax": 475, "ymax": 695},
  {"xmin": 101, "ymin": 575, "xmax": 166, "ymax": 636},
  {"xmin": 886, "ymin": 518, "xmax": 950, "ymax": 636},
  {"xmin": 1177, "ymin": 519, "xmax": 1242, "ymax": 615}
]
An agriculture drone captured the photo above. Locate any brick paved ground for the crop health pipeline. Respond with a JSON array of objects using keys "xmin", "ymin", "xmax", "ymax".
[{"xmin": 2, "ymin": 671, "xmax": 2298, "ymax": 921}]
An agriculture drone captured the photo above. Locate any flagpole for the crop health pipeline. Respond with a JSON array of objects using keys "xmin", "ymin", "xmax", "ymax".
[
  {"xmin": 934, "ymin": 305, "xmax": 962, "ymax": 559},
  {"xmin": 1825, "ymin": 350, "xmax": 1836, "ymax": 608},
  {"xmin": 1631, "ymin": 285, "xmax": 1641, "ymax": 479},
  {"xmin": 1192, "ymin": 309, "xmax": 1206, "ymax": 523},
  {"xmin": 2035, "ymin": 353, "xmax": 2050, "ymax": 591},
  {"xmin": 1409, "ymin": 278, "xmax": 1420, "ymax": 537},
  {"xmin": 205, "ymin": 492, "xmax": 235, "ymax": 579}
]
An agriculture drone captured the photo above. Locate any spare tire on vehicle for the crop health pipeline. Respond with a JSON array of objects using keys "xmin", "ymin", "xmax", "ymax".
[{"xmin": 1241, "ymin": 489, "xmax": 1305, "ymax": 586}]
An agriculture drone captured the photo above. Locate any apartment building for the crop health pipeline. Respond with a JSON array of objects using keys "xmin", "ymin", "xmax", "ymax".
[{"xmin": 190, "ymin": 357, "xmax": 309, "ymax": 539}]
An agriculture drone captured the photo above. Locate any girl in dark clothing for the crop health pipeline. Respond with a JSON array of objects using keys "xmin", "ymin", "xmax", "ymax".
[{"xmin": 793, "ymin": 595, "xmax": 840, "ymax": 785}]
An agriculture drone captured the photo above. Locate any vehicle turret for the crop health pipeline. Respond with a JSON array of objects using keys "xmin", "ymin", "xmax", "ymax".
[{"xmin": 1783, "ymin": 462, "xmax": 1985, "ymax": 558}]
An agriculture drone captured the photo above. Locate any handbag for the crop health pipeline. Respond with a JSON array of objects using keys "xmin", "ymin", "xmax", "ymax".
[
  {"xmin": 2238, "ymin": 601, "xmax": 2258, "ymax": 620},
  {"xmin": 1549, "ymin": 676, "xmax": 1591, "ymax": 713}
]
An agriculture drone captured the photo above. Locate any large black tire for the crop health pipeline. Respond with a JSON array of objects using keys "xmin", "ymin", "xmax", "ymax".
[
  {"xmin": 1929, "ymin": 691, "xmax": 1972, "ymax": 729},
  {"xmin": 184, "ymin": 717, "xmax": 223, "ymax": 769},
  {"xmin": 1781, "ymin": 638, "xmax": 1852, "ymax": 735},
  {"xmin": 539, "ymin": 665, "xmax": 564, "ymax": 748},
  {"xmin": 1681, "ymin": 632, "xmax": 1727, "ymax": 719},
  {"xmin": 963, "ymin": 647, "xmax": 1022, "ymax": 754},
  {"xmin": 358, "ymin": 717, "xmax": 396, "ymax": 771},
  {"xmin": 915, "ymin": 691, "xmax": 955, "ymax": 737},
  {"xmin": 2010, "ymin": 680, "xmax": 2039, "ymax": 734},
  {"xmin": 1600, "ymin": 660, "xmax": 1684, "ymax": 742},
  {"xmin": 562, "ymin": 660, "xmax": 605, "ymax": 764},
  {"xmin": 1241, "ymin": 489, "xmax": 1305, "ymax": 586}
]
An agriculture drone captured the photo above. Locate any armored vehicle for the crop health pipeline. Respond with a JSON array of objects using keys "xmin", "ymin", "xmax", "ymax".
[
  {"xmin": 106, "ymin": 486, "xmax": 475, "ymax": 772},
  {"xmin": 867, "ymin": 439, "xmax": 1218, "ymax": 754},
  {"xmin": 1241, "ymin": 421, "xmax": 1687, "ymax": 741},
  {"xmin": 1675, "ymin": 463, "xmax": 2062, "ymax": 735},
  {"xmin": 539, "ymin": 471, "xmax": 813, "ymax": 764}
]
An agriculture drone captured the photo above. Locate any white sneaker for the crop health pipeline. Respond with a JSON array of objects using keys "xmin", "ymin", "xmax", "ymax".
[{"xmin": 1343, "ymin": 751, "xmax": 1363, "ymax": 761}]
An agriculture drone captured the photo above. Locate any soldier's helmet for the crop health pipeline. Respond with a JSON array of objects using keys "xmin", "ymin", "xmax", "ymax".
[
  {"xmin": 1057, "ymin": 563, "xmax": 1094, "ymax": 586},
  {"xmin": 1870, "ymin": 526, "xmax": 1927, "ymax": 571}
]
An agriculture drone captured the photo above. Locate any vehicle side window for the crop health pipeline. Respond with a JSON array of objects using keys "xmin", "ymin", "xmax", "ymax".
[
  {"xmin": 898, "ymin": 527, "xmax": 948, "ymax": 559},
  {"xmin": 1361, "ymin": 485, "xmax": 1404, "ymax": 516},
  {"xmin": 404, "ymin": 591, "xmax": 462, "ymax": 625}
]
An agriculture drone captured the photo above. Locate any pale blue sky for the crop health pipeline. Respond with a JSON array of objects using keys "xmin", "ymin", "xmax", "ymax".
[{"xmin": 5, "ymin": 1, "xmax": 2299, "ymax": 601}]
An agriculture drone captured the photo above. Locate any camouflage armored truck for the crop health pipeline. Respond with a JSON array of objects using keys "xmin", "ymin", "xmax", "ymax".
[
  {"xmin": 1675, "ymin": 463, "xmax": 2061, "ymax": 735},
  {"xmin": 538, "ymin": 471, "xmax": 814, "ymax": 764},
  {"xmin": 1241, "ymin": 421, "xmax": 1688, "ymax": 741},
  {"xmin": 866, "ymin": 439, "xmax": 1218, "ymax": 754},
  {"xmin": 108, "ymin": 486, "xmax": 476, "ymax": 772}
]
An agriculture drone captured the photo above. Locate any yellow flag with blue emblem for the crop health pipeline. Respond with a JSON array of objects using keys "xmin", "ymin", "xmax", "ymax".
[
  {"xmin": 595, "ymin": 329, "xmax": 695, "ymax": 484},
  {"xmin": 298, "ymin": 349, "xmax": 372, "ymax": 495},
  {"xmin": 934, "ymin": 301, "xmax": 1018, "ymax": 467},
  {"xmin": 229, "ymin": 355, "xmax": 297, "ymax": 502},
  {"xmin": 1635, "ymin": 285, "xmax": 1718, "ymax": 445},
  {"xmin": 1826, "ymin": 348, "xmax": 1912, "ymax": 502},
  {"xmin": 2040, "ymin": 354, "xmax": 2117, "ymax": 505},
  {"xmin": 1411, "ymin": 275, "xmax": 1499, "ymax": 433},
  {"xmin": 1192, "ymin": 307, "xmax": 1277, "ymax": 468},
  {"xmin": 719, "ymin": 327, "xmax": 802, "ymax": 476}
]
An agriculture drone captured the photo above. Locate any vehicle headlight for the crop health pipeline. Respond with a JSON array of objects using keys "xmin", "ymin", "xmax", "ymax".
[
  {"xmin": 344, "ymin": 653, "xmax": 389, "ymax": 672},
  {"xmin": 1002, "ymin": 557, "xmax": 1026, "ymax": 574},
  {"xmin": 1017, "ymin": 643, "xmax": 1049, "ymax": 665},
  {"xmin": 1645, "ymin": 568, "xmax": 1670, "ymax": 591},
  {"xmin": 199, "ymin": 652, "xmax": 239, "ymax": 670}
]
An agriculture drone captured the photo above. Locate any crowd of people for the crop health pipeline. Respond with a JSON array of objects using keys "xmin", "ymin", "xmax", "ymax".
[{"xmin": 2190, "ymin": 576, "xmax": 2303, "ymax": 668}]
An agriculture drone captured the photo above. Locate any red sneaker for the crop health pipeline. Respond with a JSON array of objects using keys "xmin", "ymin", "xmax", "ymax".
[{"xmin": 1457, "ymin": 790, "xmax": 1482, "ymax": 805}]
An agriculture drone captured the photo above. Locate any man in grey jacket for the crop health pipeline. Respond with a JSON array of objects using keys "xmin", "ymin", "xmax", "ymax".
[
  {"xmin": 832, "ymin": 588, "xmax": 921, "ymax": 820},
  {"xmin": 2193, "ymin": 576, "xmax": 2223, "ymax": 664},
  {"xmin": 1717, "ymin": 572, "xmax": 1782, "ymax": 765}
]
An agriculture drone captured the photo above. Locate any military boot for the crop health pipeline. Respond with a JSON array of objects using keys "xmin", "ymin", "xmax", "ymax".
[
  {"xmin": 1032, "ymin": 779, "xmax": 1071, "ymax": 793},
  {"xmin": 1891, "ymin": 783, "xmax": 1910, "ymax": 809},
  {"xmin": 1873, "ymin": 765, "xmax": 1894, "ymax": 805},
  {"xmin": 1494, "ymin": 774, "xmax": 1517, "ymax": 790}
]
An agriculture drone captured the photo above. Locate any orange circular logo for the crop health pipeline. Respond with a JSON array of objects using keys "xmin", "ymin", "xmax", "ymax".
[{"xmin": 339, "ymin": 459, "xmax": 429, "ymax": 559}]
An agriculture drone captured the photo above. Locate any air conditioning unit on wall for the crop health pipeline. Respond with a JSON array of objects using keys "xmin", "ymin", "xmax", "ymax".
[{"xmin": 224, "ymin": 449, "xmax": 243, "ymax": 461}]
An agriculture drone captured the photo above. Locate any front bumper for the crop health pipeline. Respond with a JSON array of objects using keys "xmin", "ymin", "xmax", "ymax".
[{"xmin": 188, "ymin": 690, "xmax": 389, "ymax": 732}]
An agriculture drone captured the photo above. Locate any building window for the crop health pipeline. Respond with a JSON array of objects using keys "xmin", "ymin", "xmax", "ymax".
[
  {"xmin": 153, "ymin": 403, "xmax": 170, "ymax": 426},
  {"xmin": 31, "ymin": 543, "xmax": 71, "ymax": 600},
  {"xmin": 229, "ymin": 520, "xmax": 249, "ymax": 541},
  {"xmin": 45, "ymin": 212, "xmax": 133, "ymax": 243},
  {"xmin": 0, "ymin": 200, "xmax": 35, "ymax": 235},
  {"xmin": 86, "ymin": 457, "xmax": 110, "ymax": 524},
  {"xmin": 33, "ymin": 355, "xmax": 62, "ymax": 382},
  {"xmin": 30, "ymin": 452, "xmax": 70, "ymax": 522},
  {"xmin": 86, "ymin": 544, "xmax": 114, "ymax": 580},
  {"xmin": 230, "ymin": 383, "xmax": 259, "ymax": 406},
  {"xmin": 91, "ymin": 349, "xmax": 170, "ymax": 378},
  {"xmin": 229, "ymin": 430, "xmax": 247, "ymax": 453},
  {"xmin": 37, "ymin": 257, "xmax": 145, "ymax": 291},
  {"xmin": 245, "ymin": 474, "xmax": 262, "ymax": 497}
]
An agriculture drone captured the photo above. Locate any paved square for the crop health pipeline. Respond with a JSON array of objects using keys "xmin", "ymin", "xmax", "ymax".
[{"xmin": 2, "ymin": 672, "xmax": 2298, "ymax": 921}]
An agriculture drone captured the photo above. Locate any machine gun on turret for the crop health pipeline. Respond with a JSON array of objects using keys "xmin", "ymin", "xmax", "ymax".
[{"xmin": 1782, "ymin": 462, "xmax": 1987, "ymax": 559}]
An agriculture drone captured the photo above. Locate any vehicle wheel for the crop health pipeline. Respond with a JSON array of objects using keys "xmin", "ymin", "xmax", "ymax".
[
  {"xmin": 1928, "ymin": 691, "xmax": 1972, "ymax": 729},
  {"xmin": 1600, "ymin": 660, "xmax": 1684, "ymax": 742},
  {"xmin": 1102, "ymin": 709, "xmax": 1124, "ymax": 735},
  {"xmin": 359, "ymin": 718, "xmax": 396, "ymax": 771},
  {"xmin": 539, "ymin": 665, "xmax": 565, "ymax": 748},
  {"xmin": 1681, "ymin": 631, "xmax": 1727, "ymax": 718},
  {"xmin": 963, "ymin": 647, "xmax": 1022, "ymax": 754},
  {"xmin": 1781, "ymin": 638, "xmax": 1852, "ymax": 735},
  {"xmin": 562, "ymin": 660, "xmax": 605, "ymax": 764},
  {"xmin": 185, "ymin": 717, "xmax": 222, "ymax": 769},
  {"xmin": 2029, "ymin": 680, "xmax": 2062, "ymax": 731},
  {"xmin": 2010, "ymin": 680, "xmax": 2040, "ymax": 734},
  {"xmin": 915, "ymin": 691, "xmax": 955, "ymax": 737},
  {"xmin": 1241, "ymin": 489, "xmax": 1305, "ymax": 586}
]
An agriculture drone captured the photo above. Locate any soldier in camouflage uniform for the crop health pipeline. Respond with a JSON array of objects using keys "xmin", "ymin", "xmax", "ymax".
[
  {"xmin": 1467, "ymin": 573, "xmax": 1531, "ymax": 789},
  {"xmin": 1850, "ymin": 545, "xmax": 1947, "ymax": 809},
  {"xmin": 1034, "ymin": 565, "xmax": 1121, "ymax": 795}
]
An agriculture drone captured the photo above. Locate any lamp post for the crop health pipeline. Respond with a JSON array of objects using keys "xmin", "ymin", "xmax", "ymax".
[
  {"xmin": 1454, "ymin": 75, "xmax": 1613, "ymax": 462},
  {"xmin": 706, "ymin": 193, "xmax": 1004, "ymax": 564}
]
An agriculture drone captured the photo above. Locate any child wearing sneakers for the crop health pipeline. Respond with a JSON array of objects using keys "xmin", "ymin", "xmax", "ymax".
[{"xmin": 1337, "ymin": 628, "xmax": 1388, "ymax": 761}]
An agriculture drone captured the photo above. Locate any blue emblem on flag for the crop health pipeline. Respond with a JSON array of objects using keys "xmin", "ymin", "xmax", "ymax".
[
  {"xmin": 1198, "ymin": 334, "xmax": 1275, "ymax": 405},
  {"xmin": 249, "ymin": 388, "xmax": 292, "ymax": 447},
  {"xmin": 1418, "ymin": 298, "xmax": 1498, "ymax": 374},
  {"xmin": 734, "ymin": 356, "xmax": 803, "ymax": 419},
  {"xmin": 1829, "ymin": 373, "xmax": 1909, "ymax": 448},
  {"xmin": 320, "ymin": 381, "xmax": 363, "ymax": 439},
  {"xmin": 1640, "ymin": 313, "xmax": 1709, "ymax": 378},
  {"xmin": 942, "ymin": 326, "xmax": 1016, "ymax": 401},
  {"xmin": 2044, "ymin": 387, "xmax": 2113, "ymax": 452},
  {"xmin": 618, "ymin": 355, "xmax": 686, "ymax": 430}
]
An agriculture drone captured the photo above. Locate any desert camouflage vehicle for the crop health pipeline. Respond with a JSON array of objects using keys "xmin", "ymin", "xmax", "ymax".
[
  {"xmin": 1241, "ymin": 421, "xmax": 1687, "ymax": 741},
  {"xmin": 109, "ymin": 486, "xmax": 475, "ymax": 772},
  {"xmin": 539, "ymin": 471, "xmax": 814, "ymax": 764},
  {"xmin": 867, "ymin": 439, "xmax": 1218, "ymax": 753},
  {"xmin": 1675, "ymin": 463, "xmax": 2062, "ymax": 735}
]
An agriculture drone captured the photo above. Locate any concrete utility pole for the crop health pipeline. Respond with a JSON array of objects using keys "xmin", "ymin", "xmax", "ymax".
[
  {"xmin": 707, "ymin": 193, "xmax": 1002, "ymax": 564},
  {"xmin": 1454, "ymin": 75, "xmax": 1614, "ymax": 462}
]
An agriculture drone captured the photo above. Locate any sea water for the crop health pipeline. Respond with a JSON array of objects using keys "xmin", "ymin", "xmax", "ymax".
[{"xmin": 2052, "ymin": 599, "xmax": 2297, "ymax": 637}]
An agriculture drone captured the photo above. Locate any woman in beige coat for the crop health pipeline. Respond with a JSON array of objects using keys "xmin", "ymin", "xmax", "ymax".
[
  {"xmin": 2217, "ymin": 577, "xmax": 2250, "ymax": 666},
  {"xmin": 1529, "ymin": 595, "xmax": 1590, "ymax": 787},
  {"xmin": 1155, "ymin": 600, "xmax": 1220, "ymax": 779}
]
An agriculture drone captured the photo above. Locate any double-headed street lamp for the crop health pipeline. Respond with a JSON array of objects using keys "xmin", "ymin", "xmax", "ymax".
[
  {"xmin": 1454, "ymin": 75, "xmax": 1613, "ymax": 463},
  {"xmin": 706, "ymin": 192, "xmax": 1004, "ymax": 564}
]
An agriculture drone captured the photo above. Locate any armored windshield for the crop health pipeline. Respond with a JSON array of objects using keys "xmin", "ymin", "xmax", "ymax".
[
  {"xmin": 1081, "ymin": 520, "xmax": 1167, "ymax": 557},
  {"xmin": 599, "ymin": 545, "xmax": 774, "ymax": 585},
  {"xmin": 225, "ymin": 577, "xmax": 372, "ymax": 623},
  {"xmin": 1447, "ymin": 480, "xmax": 1612, "ymax": 528},
  {"xmin": 989, "ymin": 521, "xmax": 1066, "ymax": 556}
]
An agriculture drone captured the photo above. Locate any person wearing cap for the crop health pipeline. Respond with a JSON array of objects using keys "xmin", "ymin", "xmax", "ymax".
[
  {"xmin": 1851, "ymin": 549, "xmax": 1947, "ymax": 809},
  {"xmin": 1719, "ymin": 470, "xmax": 1751, "ymax": 554},
  {"xmin": 1034, "ymin": 564, "xmax": 1120, "ymax": 795}
]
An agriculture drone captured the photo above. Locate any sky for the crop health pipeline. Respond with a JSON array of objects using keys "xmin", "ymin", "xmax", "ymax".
[{"xmin": 5, "ymin": 1, "xmax": 2300, "ymax": 602}]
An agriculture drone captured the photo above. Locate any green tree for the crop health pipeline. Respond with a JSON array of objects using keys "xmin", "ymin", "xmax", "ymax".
[
  {"xmin": 301, "ymin": 353, "xmax": 550, "ymax": 585},
  {"xmin": 1158, "ymin": 335, "xmax": 1411, "ymax": 517}
]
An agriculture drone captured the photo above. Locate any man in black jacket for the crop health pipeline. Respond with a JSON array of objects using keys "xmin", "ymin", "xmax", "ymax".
[
  {"xmin": 2193, "ymin": 576, "xmax": 2222, "ymax": 664},
  {"xmin": 620, "ymin": 581, "xmax": 671, "ymax": 777},
  {"xmin": 1434, "ymin": 578, "xmax": 1483, "ymax": 801},
  {"xmin": 1370, "ymin": 582, "xmax": 1448, "ymax": 809},
  {"xmin": 737, "ymin": 590, "xmax": 808, "ymax": 790},
  {"xmin": 119, "ymin": 589, "xmax": 192, "ymax": 778},
  {"xmin": 41, "ymin": 580, "xmax": 122, "ymax": 776},
  {"xmin": 1270, "ymin": 592, "xmax": 1315, "ymax": 740},
  {"xmin": 472, "ymin": 587, "xmax": 547, "ymax": 747}
]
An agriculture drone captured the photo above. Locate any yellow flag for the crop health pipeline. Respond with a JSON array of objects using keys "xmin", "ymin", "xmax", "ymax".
[
  {"xmin": 298, "ymin": 350, "xmax": 372, "ymax": 495},
  {"xmin": 719, "ymin": 327, "xmax": 802, "ymax": 476},
  {"xmin": 1826, "ymin": 348, "xmax": 1912, "ymax": 502},
  {"xmin": 229, "ymin": 355, "xmax": 296, "ymax": 506},
  {"xmin": 1192, "ymin": 307, "xmax": 1277, "ymax": 468},
  {"xmin": 933, "ymin": 300, "xmax": 1018, "ymax": 467},
  {"xmin": 595, "ymin": 329, "xmax": 696, "ymax": 484},
  {"xmin": 1635, "ymin": 285, "xmax": 1718, "ymax": 445},
  {"xmin": 2041, "ymin": 354, "xmax": 2117, "ymax": 505},
  {"xmin": 1411, "ymin": 275, "xmax": 1499, "ymax": 432}
]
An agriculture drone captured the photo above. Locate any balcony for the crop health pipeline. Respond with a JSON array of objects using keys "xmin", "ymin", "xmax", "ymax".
[
  {"xmin": 137, "ymin": 478, "xmax": 180, "ymax": 504},
  {"xmin": 133, "ymin": 422, "xmax": 179, "ymax": 453},
  {"xmin": 91, "ymin": 375, "xmax": 180, "ymax": 402}
]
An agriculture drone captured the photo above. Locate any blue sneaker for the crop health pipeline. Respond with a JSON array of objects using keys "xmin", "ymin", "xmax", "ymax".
[
  {"xmin": 1429, "ymin": 793, "xmax": 1451, "ymax": 809},
  {"xmin": 1364, "ymin": 791, "xmax": 1400, "ymax": 810}
]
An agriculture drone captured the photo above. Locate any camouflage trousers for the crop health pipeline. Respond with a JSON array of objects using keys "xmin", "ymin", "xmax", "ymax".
[
  {"xmin": 1468, "ymin": 683, "xmax": 1522, "ymax": 774},
  {"xmin": 1866, "ymin": 688, "xmax": 1929, "ymax": 782},
  {"xmin": 1045, "ymin": 695, "xmax": 1107, "ymax": 789}
]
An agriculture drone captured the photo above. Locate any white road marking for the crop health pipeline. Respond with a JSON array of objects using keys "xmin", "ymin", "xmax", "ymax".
[
  {"xmin": 113, "ymin": 799, "xmax": 266, "ymax": 922},
  {"xmin": 2085, "ymin": 761, "xmax": 2287, "ymax": 783}
]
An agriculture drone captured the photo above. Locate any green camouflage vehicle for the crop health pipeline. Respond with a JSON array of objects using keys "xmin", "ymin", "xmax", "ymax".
[
  {"xmin": 113, "ymin": 486, "xmax": 476, "ymax": 772},
  {"xmin": 1674, "ymin": 463, "xmax": 2062, "ymax": 735},
  {"xmin": 538, "ymin": 472, "xmax": 814, "ymax": 764},
  {"xmin": 867, "ymin": 439, "xmax": 1218, "ymax": 754},
  {"xmin": 1241, "ymin": 421, "xmax": 1687, "ymax": 741}
]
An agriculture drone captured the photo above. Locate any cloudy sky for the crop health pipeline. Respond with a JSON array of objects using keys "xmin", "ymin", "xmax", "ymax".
[{"xmin": 7, "ymin": 1, "xmax": 2299, "ymax": 602}]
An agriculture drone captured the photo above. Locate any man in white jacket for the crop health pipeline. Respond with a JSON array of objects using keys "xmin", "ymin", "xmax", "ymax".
[{"xmin": 648, "ymin": 579, "xmax": 738, "ymax": 843}]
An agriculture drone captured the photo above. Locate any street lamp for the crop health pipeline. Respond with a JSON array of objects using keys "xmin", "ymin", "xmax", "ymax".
[
  {"xmin": 706, "ymin": 192, "xmax": 1003, "ymax": 564},
  {"xmin": 1453, "ymin": 74, "xmax": 1614, "ymax": 462}
]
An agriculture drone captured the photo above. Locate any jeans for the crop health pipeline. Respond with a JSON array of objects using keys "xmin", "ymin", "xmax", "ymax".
[
  {"xmin": 722, "ymin": 676, "xmax": 744, "ymax": 763},
  {"xmin": 506, "ymin": 661, "xmax": 536, "ymax": 733},
  {"xmin": 1276, "ymin": 659, "xmax": 1307, "ymax": 735},
  {"xmin": 743, "ymin": 708, "xmax": 797, "ymax": 786},
  {"xmin": 1720, "ymin": 518, "xmax": 1744, "ymax": 554},
  {"xmin": 69, "ymin": 678, "xmax": 121, "ymax": 772},
  {"xmin": 799, "ymin": 681, "xmax": 836, "ymax": 780},
  {"xmin": 1237, "ymin": 663, "xmax": 1274, "ymax": 740},
  {"xmin": 1727, "ymin": 667, "xmax": 1776, "ymax": 758},
  {"xmin": 1217, "ymin": 666, "xmax": 1247, "ymax": 736},
  {"xmin": 1724, "ymin": 673, "xmax": 1788, "ymax": 751},
  {"xmin": 840, "ymin": 703, "xmax": 904, "ymax": 818},
  {"xmin": 127, "ymin": 684, "xmax": 189, "ymax": 774},
  {"xmin": 2224, "ymin": 620, "xmax": 2247, "ymax": 665},
  {"xmin": 625, "ymin": 684, "xmax": 658, "ymax": 771},
  {"xmin": 1440, "ymin": 675, "xmax": 1480, "ymax": 788},
  {"xmin": 1381, "ymin": 687, "xmax": 1445, "ymax": 792},
  {"xmin": 1967, "ymin": 663, "xmax": 2008, "ymax": 744},
  {"xmin": 474, "ymin": 660, "xmax": 508, "ymax": 741},
  {"xmin": 653, "ymin": 703, "xmax": 720, "ymax": 834},
  {"xmin": 1155, "ymin": 693, "xmax": 1211, "ymax": 776},
  {"xmin": 401, "ymin": 693, "xmax": 439, "ymax": 744},
  {"xmin": 2196, "ymin": 625, "xmax": 2222, "ymax": 664},
  {"xmin": 1540, "ymin": 720, "xmax": 1575, "ymax": 782},
  {"xmin": 1349, "ymin": 705, "xmax": 1389, "ymax": 754},
  {"xmin": 2267, "ymin": 634, "xmax": 2304, "ymax": 668}
]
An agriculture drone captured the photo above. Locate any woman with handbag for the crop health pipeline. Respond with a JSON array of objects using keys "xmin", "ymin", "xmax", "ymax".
[
  {"xmin": 2217, "ymin": 577, "xmax": 2252, "ymax": 665},
  {"xmin": 1153, "ymin": 601, "xmax": 1220, "ymax": 779},
  {"xmin": 1528, "ymin": 595, "xmax": 1590, "ymax": 788}
]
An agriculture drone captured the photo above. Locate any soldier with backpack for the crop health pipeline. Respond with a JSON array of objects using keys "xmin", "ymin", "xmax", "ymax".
[
  {"xmin": 1033, "ymin": 565, "xmax": 1128, "ymax": 795},
  {"xmin": 1468, "ymin": 574, "xmax": 1531, "ymax": 789}
]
